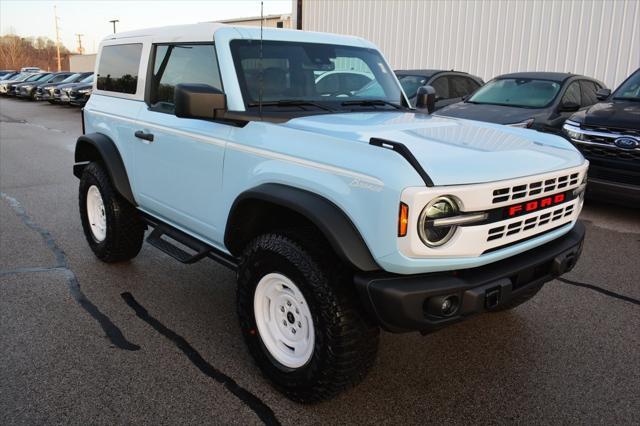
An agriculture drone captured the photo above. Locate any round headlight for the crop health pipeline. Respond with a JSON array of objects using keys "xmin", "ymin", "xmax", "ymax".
[{"xmin": 418, "ymin": 196, "xmax": 459, "ymax": 247}]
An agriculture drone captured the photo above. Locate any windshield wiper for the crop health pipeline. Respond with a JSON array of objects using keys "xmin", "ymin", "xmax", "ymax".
[
  {"xmin": 247, "ymin": 100, "xmax": 334, "ymax": 111},
  {"xmin": 612, "ymin": 97, "xmax": 640, "ymax": 102},
  {"xmin": 466, "ymin": 101, "xmax": 532, "ymax": 109},
  {"xmin": 340, "ymin": 99, "xmax": 402, "ymax": 110}
]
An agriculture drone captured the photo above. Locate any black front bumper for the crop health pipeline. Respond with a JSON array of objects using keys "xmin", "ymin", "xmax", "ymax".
[{"xmin": 355, "ymin": 221, "xmax": 585, "ymax": 333}]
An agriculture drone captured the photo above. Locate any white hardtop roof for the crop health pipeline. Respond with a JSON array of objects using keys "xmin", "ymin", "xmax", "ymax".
[{"xmin": 101, "ymin": 22, "xmax": 375, "ymax": 49}]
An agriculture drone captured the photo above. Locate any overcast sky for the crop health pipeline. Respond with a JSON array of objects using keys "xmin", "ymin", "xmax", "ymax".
[{"xmin": 0, "ymin": 0, "xmax": 292, "ymax": 54}]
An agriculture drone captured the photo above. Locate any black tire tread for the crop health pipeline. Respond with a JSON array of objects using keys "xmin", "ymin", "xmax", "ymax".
[
  {"xmin": 237, "ymin": 229, "xmax": 379, "ymax": 403},
  {"xmin": 79, "ymin": 162, "xmax": 144, "ymax": 262}
]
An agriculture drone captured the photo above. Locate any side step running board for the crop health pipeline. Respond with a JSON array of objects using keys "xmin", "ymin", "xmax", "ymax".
[
  {"xmin": 147, "ymin": 225, "xmax": 209, "ymax": 264},
  {"xmin": 142, "ymin": 214, "xmax": 239, "ymax": 270}
]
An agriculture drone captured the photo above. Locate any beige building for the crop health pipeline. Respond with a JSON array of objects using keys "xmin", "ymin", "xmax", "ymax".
[
  {"xmin": 295, "ymin": 0, "xmax": 640, "ymax": 88},
  {"xmin": 69, "ymin": 54, "xmax": 96, "ymax": 73},
  {"xmin": 218, "ymin": 14, "xmax": 292, "ymax": 28}
]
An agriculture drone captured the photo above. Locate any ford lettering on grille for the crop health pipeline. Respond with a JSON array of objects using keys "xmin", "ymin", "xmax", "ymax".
[{"xmin": 505, "ymin": 192, "xmax": 568, "ymax": 218}]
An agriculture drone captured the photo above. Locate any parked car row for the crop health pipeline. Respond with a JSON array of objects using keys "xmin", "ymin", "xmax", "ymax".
[
  {"xmin": 0, "ymin": 70, "xmax": 94, "ymax": 106},
  {"xmin": 397, "ymin": 67, "xmax": 639, "ymax": 205}
]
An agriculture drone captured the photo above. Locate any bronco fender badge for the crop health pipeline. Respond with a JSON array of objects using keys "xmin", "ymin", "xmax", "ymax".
[{"xmin": 349, "ymin": 178, "xmax": 383, "ymax": 192}]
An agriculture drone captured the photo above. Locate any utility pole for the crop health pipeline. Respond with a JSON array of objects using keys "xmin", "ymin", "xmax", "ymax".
[
  {"xmin": 54, "ymin": 5, "xmax": 62, "ymax": 71},
  {"xmin": 75, "ymin": 34, "xmax": 84, "ymax": 54},
  {"xmin": 109, "ymin": 19, "xmax": 119, "ymax": 34}
]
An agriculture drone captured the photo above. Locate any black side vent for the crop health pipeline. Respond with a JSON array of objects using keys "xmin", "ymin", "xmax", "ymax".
[{"xmin": 369, "ymin": 137, "xmax": 434, "ymax": 186}]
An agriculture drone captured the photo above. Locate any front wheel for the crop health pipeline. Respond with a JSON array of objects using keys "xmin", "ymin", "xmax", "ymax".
[
  {"xmin": 79, "ymin": 162, "xmax": 144, "ymax": 262},
  {"xmin": 237, "ymin": 231, "xmax": 379, "ymax": 403}
]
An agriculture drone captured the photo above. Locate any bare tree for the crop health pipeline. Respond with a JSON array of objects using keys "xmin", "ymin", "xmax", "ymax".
[{"xmin": 0, "ymin": 35, "xmax": 70, "ymax": 71}]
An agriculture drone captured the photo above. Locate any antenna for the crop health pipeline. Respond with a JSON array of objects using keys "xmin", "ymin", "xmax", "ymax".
[{"xmin": 259, "ymin": 1, "xmax": 264, "ymax": 116}]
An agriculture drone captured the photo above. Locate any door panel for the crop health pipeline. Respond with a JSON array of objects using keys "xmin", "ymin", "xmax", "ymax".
[
  {"xmin": 133, "ymin": 42, "xmax": 229, "ymax": 242},
  {"xmin": 133, "ymin": 112, "xmax": 230, "ymax": 240}
]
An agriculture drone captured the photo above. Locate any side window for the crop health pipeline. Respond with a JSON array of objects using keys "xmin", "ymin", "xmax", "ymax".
[
  {"xmin": 449, "ymin": 75, "xmax": 478, "ymax": 98},
  {"xmin": 465, "ymin": 77, "xmax": 481, "ymax": 93},
  {"xmin": 342, "ymin": 73, "xmax": 372, "ymax": 92},
  {"xmin": 150, "ymin": 44, "xmax": 222, "ymax": 112},
  {"xmin": 580, "ymin": 80, "xmax": 599, "ymax": 106},
  {"xmin": 315, "ymin": 74, "xmax": 340, "ymax": 94},
  {"xmin": 430, "ymin": 76, "xmax": 449, "ymax": 99},
  {"xmin": 97, "ymin": 44, "xmax": 142, "ymax": 94},
  {"xmin": 561, "ymin": 81, "xmax": 581, "ymax": 105}
]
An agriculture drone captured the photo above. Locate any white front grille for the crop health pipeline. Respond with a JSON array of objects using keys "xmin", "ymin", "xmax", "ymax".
[
  {"xmin": 487, "ymin": 204, "xmax": 575, "ymax": 242},
  {"xmin": 492, "ymin": 173, "xmax": 579, "ymax": 204},
  {"xmin": 398, "ymin": 162, "xmax": 588, "ymax": 259}
]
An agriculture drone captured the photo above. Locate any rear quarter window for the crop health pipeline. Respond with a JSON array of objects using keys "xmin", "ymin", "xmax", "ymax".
[{"xmin": 97, "ymin": 44, "xmax": 143, "ymax": 94}]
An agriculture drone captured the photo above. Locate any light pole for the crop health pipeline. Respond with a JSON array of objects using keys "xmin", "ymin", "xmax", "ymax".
[{"xmin": 109, "ymin": 19, "xmax": 119, "ymax": 34}]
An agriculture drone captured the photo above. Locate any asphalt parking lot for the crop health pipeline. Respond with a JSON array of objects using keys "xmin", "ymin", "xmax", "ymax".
[{"xmin": 1, "ymin": 97, "xmax": 639, "ymax": 425}]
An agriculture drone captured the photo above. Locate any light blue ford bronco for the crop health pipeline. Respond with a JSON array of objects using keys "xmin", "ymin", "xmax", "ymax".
[{"xmin": 74, "ymin": 23, "xmax": 587, "ymax": 402}]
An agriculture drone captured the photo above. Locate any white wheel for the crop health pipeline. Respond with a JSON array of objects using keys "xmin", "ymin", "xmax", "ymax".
[
  {"xmin": 86, "ymin": 185, "xmax": 107, "ymax": 242},
  {"xmin": 253, "ymin": 273, "xmax": 315, "ymax": 368}
]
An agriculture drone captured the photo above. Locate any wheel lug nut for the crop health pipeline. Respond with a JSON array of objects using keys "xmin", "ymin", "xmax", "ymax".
[
  {"xmin": 295, "ymin": 308, "xmax": 299, "ymax": 314},
  {"xmin": 291, "ymin": 328, "xmax": 296, "ymax": 334},
  {"xmin": 297, "ymin": 321, "xmax": 301, "ymax": 328},
  {"xmin": 282, "ymin": 320, "xmax": 287, "ymax": 326},
  {"xmin": 286, "ymin": 300, "xmax": 291, "ymax": 306},
  {"xmin": 280, "ymin": 306, "xmax": 285, "ymax": 312}
]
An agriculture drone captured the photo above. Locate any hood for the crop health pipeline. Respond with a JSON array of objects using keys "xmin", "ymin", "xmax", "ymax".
[
  {"xmin": 435, "ymin": 102, "xmax": 544, "ymax": 125},
  {"xmin": 571, "ymin": 100, "xmax": 640, "ymax": 130},
  {"xmin": 71, "ymin": 83, "xmax": 92, "ymax": 91},
  {"xmin": 282, "ymin": 112, "xmax": 584, "ymax": 186},
  {"xmin": 57, "ymin": 83, "xmax": 80, "ymax": 90}
]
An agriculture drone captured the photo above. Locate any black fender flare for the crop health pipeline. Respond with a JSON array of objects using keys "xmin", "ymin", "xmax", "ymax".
[
  {"xmin": 225, "ymin": 183, "xmax": 380, "ymax": 272},
  {"xmin": 73, "ymin": 133, "xmax": 136, "ymax": 205}
]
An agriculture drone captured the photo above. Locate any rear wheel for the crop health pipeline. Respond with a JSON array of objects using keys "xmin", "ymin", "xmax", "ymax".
[
  {"xmin": 79, "ymin": 162, "xmax": 144, "ymax": 262},
  {"xmin": 237, "ymin": 230, "xmax": 379, "ymax": 403}
]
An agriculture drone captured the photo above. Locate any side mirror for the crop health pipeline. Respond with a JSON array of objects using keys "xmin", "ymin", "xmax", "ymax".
[
  {"xmin": 596, "ymin": 88, "xmax": 611, "ymax": 100},
  {"xmin": 415, "ymin": 85, "xmax": 437, "ymax": 113},
  {"xmin": 559, "ymin": 100, "xmax": 580, "ymax": 112},
  {"xmin": 174, "ymin": 83, "xmax": 226, "ymax": 119}
]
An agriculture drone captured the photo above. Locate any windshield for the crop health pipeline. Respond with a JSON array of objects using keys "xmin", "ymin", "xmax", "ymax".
[
  {"xmin": 230, "ymin": 40, "xmax": 403, "ymax": 111},
  {"xmin": 37, "ymin": 74, "xmax": 56, "ymax": 83},
  {"xmin": 26, "ymin": 73, "xmax": 48, "ymax": 82},
  {"xmin": 11, "ymin": 73, "xmax": 29, "ymax": 81},
  {"xmin": 397, "ymin": 75, "xmax": 428, "ymax": 99},
  {"xmin": 468, "ymin": 78, "xmax": 561, "ymax": 108},
  {"xmin": 613, "ymin": 70, "xmax": 640, "ymax": 101},
  {"xmin": 61, "ymin": 73, "xmax": 81, "ymax": 83},
  {"xmin": 81, "ymin": 74, "xmax": 94, "ymax": 83}
]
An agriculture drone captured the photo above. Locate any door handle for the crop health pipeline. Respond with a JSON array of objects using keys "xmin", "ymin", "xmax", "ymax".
[{"xmin": 134, "ymin": 130, "xmax": 154, "ymax": 142}]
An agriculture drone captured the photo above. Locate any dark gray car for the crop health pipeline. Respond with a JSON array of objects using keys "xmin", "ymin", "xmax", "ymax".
[
  {"xmin": 435, "ymin": 72, "xmax": 606, "ymax": 134},
  {"xmin": 395, "ymin": 69, "xmax": 484, "ymax": 110}
]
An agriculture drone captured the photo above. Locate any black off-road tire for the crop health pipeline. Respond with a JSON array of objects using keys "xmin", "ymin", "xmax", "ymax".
[
  {"xmin": 237, "ymin": 230, "xmax": 380, "ymax": 403},
  {"xmin": 79, "ymin": 162, "xmax": 144, "ymax": 262},
  {"xmin": 489, "ymin": 283, "xmax": 544, "ymax": 312}
]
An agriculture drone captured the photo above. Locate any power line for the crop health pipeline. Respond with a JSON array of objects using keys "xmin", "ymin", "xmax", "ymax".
[
  {"xmin": 53, "ymin": 5, "xmax": 62, "ymax": 71},
  {"xmin": 75, "ymin": 34, "xmax": 84, "ymax": 54}
]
